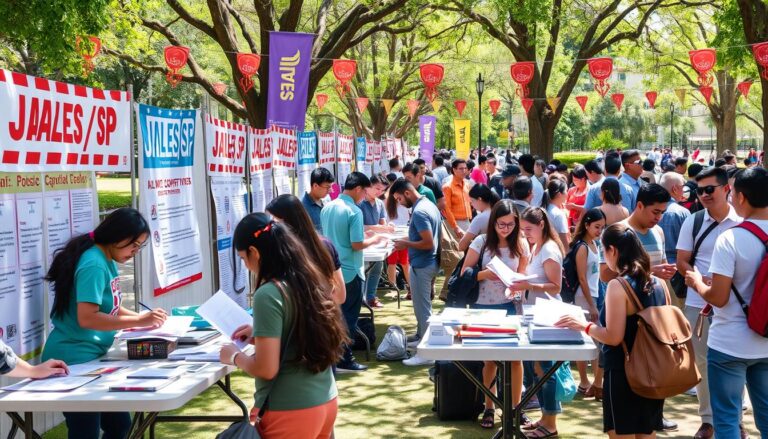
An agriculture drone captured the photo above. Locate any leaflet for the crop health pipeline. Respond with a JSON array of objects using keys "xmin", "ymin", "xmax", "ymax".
[
  {"xmin": 195, "ymin": 290, "xmax": 252, "ymax": 350},
  {"xmin": 486, "ymin": 256, "xmax": 536, "ymax": 286}
]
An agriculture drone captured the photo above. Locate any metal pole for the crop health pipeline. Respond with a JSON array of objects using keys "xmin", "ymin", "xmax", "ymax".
[
  {"xmin": 478, "ymin": 93, "xmax": 483, "ymax": 158},
  {"xmin": 128, "ymin": 83, "xmax": 143, "ymax": 314}
]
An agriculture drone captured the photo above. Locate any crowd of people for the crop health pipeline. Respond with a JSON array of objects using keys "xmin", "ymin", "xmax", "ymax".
[{"xmin": 1, "ymin": 145, "xmax": 766, "ymax": 439}]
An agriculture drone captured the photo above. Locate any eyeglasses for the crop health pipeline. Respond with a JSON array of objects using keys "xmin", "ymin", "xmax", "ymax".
[
  {"xmin": 133, "ymin": 240, "xmax": 148, "ymax": 251},
  {"xmin": 696, "ymin": 184, "xmax": 723, "ymax": 195},
  {"xmin": 628, "ymin": 159, "xmax": 642, "ymax": 165},
  {"xmin": 495, "ymin": 221, "xmax": 516, "ymax": 230}
]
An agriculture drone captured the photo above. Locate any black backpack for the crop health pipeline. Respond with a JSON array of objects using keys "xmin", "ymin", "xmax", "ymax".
[{"xmin": 561, "ymin": 241, "xmax": 587, "ymax": 304}]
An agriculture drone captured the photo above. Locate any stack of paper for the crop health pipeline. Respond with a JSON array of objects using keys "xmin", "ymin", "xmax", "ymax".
[
  {"xmin": 486, "ymin": 256, "xmax": 537, "ymax": 286},
  {"xmin": 531, "ymin": 297, "xmax": 587, "ymax": 327},
  {"xmin": 436, "ymin": 308, "xmax": 510, "ymax": 326},
  {"xmin": 196, "ymin": 291, "xmax": 253, "ymax": 350},
  {"xmin": 462, "ymin": 337, "xmax": 520, "ymax": 347},
  {"xmin": 528, "ymin": 325, "xmax": 584, "ymax": 344},
  {"xmin": 1, "ymin": 375, "xmax": 99, "ymax": 392},
  {"xmin": 117, "ymin": 316, "xmax": 194, "ymax": 340}
]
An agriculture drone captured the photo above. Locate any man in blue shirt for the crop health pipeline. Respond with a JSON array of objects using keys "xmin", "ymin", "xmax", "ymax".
[
  {"xmin": 302, "ymin": 168, "xmax": 334, "ymax": 234},
  {"xmin": 583, "ymin": 152, "xmax": 636, "ymax": 212},
  {"xmin": 391, "ymin": 178, "xmax": 441, "ymax": 367},
  {"xmin": 321, "ymin": 172, "xmax": 387, "ymax": 372},
  {"xmin": 658, "ymin": 172, "xmax": 691, "ymax": 265},
  {"xmin": 620, "ymin": 149, "xmax": 644, "ymax": 208},
  {"xmin": 358, "ymin": 174, "xmax": 393, "ymax": 309}
]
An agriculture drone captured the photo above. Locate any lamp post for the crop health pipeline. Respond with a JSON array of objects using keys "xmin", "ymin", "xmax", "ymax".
[
  {"xmin": 669, "ymin": 103, "xmax": 675, "ymax": 151},
  {"xmin": 476, "ymin": 73, "xmax": 485, "ymax": 158}
]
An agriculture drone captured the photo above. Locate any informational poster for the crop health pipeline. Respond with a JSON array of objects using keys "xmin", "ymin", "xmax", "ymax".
[
  {"xmin": 385, "ymin": 138, "xmax": 397, "ymax": 159},
  {"xmin": 356, "ymin": 137, "xmax": 370, "ymax": 177},
  {"xmin": 272, "ymin": 126, "xmax": 297, "ymax": 196},
  {"xmin": 0, "ymin": 69, "xmax": 131, "ymax": 173},
  {"xmin": 297, "ymin": 132, "xmax": 317, "ymax": 197},
  {"xmin": 0, "ymin": 186, "xmax": 19, "ymax": 355},
  {"xmin": 365, "ymin": 138, "xmax": 375, "ymax": 175},
  {"xmin": 209, "ymin": 177, "xmax": 248, "ymax": 308},
  {"xmin": 371, "ymin": 140, "xmax": 382, "ymax": 175},
  {"xmin": 337, "ymin": 134, "xmax": 354, "ymax": 186},
  {"xmin": 249, "ymin": 128, "xmax": 273, "ymax": 212},
  {"xmin": 137, "ymin": 105, "xmax": 203, "ymax": 296},
  {"xmin": 204, "ymin": 115, "xmax": 247, "ymax": 177},
  {"xmin": 318, "ymin": 131, "xmax": 336, "ymax": 176}
]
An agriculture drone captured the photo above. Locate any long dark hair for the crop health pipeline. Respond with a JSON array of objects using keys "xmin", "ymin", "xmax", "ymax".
[
  {"xmin": 484, "ymin": 200, "xmax": 524, "ymax": 259},
  {"xmin": 571, "ymin": 208, "xmax": 606, "ymax": 248},
  {"xmin": 602, "ymin": 223, "xmax": 653, "ymax": 294},
  {"xmin": 385, "ymin": 188, "xmax": 400, "ymax": 221},
  {"xmin": 266, "ymin": 194, "xmax": 336, "ymax": 281},
  {"xmin": 47, "ymin": 207, "xmax": 149, "ymax": 318},
  {"xmin": 601, "ymin": 178, "xmax": 622, "ymax": 205},
  {"xmin": 541, "ymin": 179, "xmax": 567, "ymax": 208},
  {"xmin": 233, "ymin": 213, "xmax": 348, "ymax": 373},
  {"xmin": 520, "ymin": 206, "xmax": 565, "ymax": 256},
  {"xmin": 468, "ymin": 183, "xmax": 500, "ymax": 208}
]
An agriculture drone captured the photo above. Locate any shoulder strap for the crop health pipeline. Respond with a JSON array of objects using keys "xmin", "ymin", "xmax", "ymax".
[
  {"xmin": 617, "ymin": 277, "xmax": 644, "ymax": 312},
  {"xmin": 690, "ymin": 214, "xmax": 719, "ymax": 263},
  {"xmin": 692, "ymin": 209, "xmax": 706, "ymax": 237},
  {"xmin": 476, "ymin": 235, "xmax": 488, "ymax": 268},
  {"xmin": 730, "ymin": 222, "xmax": 768, "ymax": 315}
]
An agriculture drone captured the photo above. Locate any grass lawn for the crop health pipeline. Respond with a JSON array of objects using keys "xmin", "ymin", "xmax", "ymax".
[
  {"xmin": 96, "ymin": 177, "xmax": 134, "ymax": 211},
  {"xmin": 42, "ymin": 283, "xmax": 759, "ymax": 439}
]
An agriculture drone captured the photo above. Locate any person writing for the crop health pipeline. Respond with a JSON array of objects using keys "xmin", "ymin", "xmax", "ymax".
[
  {"xmin": 221, "ymin": 213, "xmax": 348, "ymax": 438},
  {"xmin": 42, "ymin": 207, "xmax": 167, "ymax": 439}
]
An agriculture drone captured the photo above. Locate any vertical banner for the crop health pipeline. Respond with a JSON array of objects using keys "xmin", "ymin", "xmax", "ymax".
[
  {"xmin": 266, "ymin": 32, "xmax": 314, "ymax": 131},
  {"xmin": 204, "ymin": 115, "xmax": 248, "ymax": 307},
  {"xmin": 271, "ymin": 126, "xmax": 297, "ymax": 195},
  {"xmin": 249, "ymin": 128, "xmax": 273, "ymax": 212},
  {"xmin": 356, "ymin": 137, "xmax": 370, "ymax": 176},
  {"xmin": 137, "ymin": 104, "xmax": 203, "ymax": 296},
  {"xmin": 297, "ymin": 132, "xmax": 317, "ymax": 197},
  {"xmin": 337, "ymin": 134, "xmax": 354, "ymax": 186},
  {"xmin": 369, "ymin": 139, "xmax": 380, "ymax": 175},
  {"xmin": 0, "ymin": 69, "xmax": 131, "ymax": 173},
  {"xmin": 318, "ymin": 131, "xmax": 336, "ymax": 176},
  {"xmin": 454, "ymin": 119, "xmax": 471, "ymax": 159},
  {"xmin": 419, "ymin": 116, "xmax": 436, "ymax": 164},
  {"xmin": 377, "ymin": 140, "xmax": 389, "ymax": 174}
]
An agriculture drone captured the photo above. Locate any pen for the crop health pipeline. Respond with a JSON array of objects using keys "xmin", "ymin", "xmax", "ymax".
[{"xmin": 138, "ymin": 301, "xmax": 152, "ymax": 312}]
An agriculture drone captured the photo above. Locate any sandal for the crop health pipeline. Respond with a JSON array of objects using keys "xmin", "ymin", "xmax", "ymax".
[
  {"xmin": 583, "ymin": 385, "xmax": 596, "ymax": 398},
  {"xmin": 525, "ymin": 425, "xmax": 559, "ymax": 438},
  {"xmin": 577, "ymin": 384, "xmax": 590, "ymax": 395},
  {"xmin": 522, "ymin": 421, "xmax": 540, "ymax": 431},
  {"xmin": 520, "ymin": 413, "xmax": 534, "ymax": 429},
  {"xmin": 480, "ymin": 408, "xmax": 495, "ymax": 429},
  {"xmin": 593, "ymin": 386, "xmax": 603, "ymax": 401}
]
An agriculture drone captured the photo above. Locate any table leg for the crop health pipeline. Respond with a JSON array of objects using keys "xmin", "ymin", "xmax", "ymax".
[
  {"xmin": 4, "ymin": 413, "xmax": 41, "ymax": 439},
  {"xmin": 128, "ymin": 412, "xmax": 158, "ymax": 439},
  {"xmin": 23, "ymin": 413, "xmax": 32, "ymax": 439},
  {"xmin": 151, "ymin": 378, "xmax": 248, "ymax": 427}
]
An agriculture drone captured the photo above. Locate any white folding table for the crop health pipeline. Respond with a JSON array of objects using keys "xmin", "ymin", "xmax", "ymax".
[
  {"xmin": 0, "ymin": 349, "xmax": 248, "ymax": 439},
  {"xmin": 417, "ymin": 332, "xmax": 598, "ymax": 439}
]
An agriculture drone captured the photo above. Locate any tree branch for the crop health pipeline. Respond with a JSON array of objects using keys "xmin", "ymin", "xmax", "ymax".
[
  {"xmin": 226, "ymin": 1, "xmax": 258, "ymax": 53},
  {"xmin": 541, "ymin": 0, "xmax": 563, "ymax": 85},
  {"xmin": 739, "ymin": 111, "xmax": 764, "ymax": 130},
  {"xmin": 166, "ymin": 0, "xmax": 217, "ymax": 41}
]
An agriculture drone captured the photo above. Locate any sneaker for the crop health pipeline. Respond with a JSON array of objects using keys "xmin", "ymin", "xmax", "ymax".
[
  {"xmin": 656, "ymin": 417, "xmax": 678, "ymax": 432},
  {"xmin": 685, "ymin": 387, "xmax": 698, "ymax": 397},
  {"xmin": 336, "ymin": 360, "xmax": 368, "ymax": 373},
  {"xmin": 367, "ymin": 298, "xmax": 384, "ymax": 308},
  {"xmin": 403, "ymin": 355, "xmax": 434, "ymax": 367}
]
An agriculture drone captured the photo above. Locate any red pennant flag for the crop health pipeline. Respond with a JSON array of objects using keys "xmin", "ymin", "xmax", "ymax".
[
  {"xmin": 645, "ymin": 91, "xmax": 658, "ymax": 108},
  {"xmin": 611, "ymin": 93, "xmax": 624, "ymax": 111},
  {"xmin": 213, "ymin": 82, "xmax": 227, "ymax": 96},
  {"xmin": 356, "ymin": 97, "xmax": 369, "ymax": 113},
  {"xmin": 316, "ymin": 93, "xmax": 328, "ymax": 111},
  {"xmin": 419, "ymin": 63, "xmax": 444, "ymax": 102},
  {"xmin": 699, "ymin": 86, "xmax": 714, "ymax": 104},
  {"xmin": 521, "ymin": 98, "xmax": 534, "ymax": 115},
  {"xmin": 407, "ymin": 99, "xmax": 420, "ymax": 117},
  {"xmin": 489, "ymin": 99, "xmax": 501, "ymax": 116},
  {"xmin": 454, "ymin": 100, "xmax": 467, "ymax": 116},
  {"xmin": 737, "ymin": 81, "xmax": 752, "ymax": 99},
  {"xmin": 575, "ymin": 96, "xmax": 588, "ymax": 113}
]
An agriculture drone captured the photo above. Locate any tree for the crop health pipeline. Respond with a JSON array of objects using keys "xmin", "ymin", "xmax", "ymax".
[
  {"xmin": 434, "ymin": 0, "xmax": 706, "ymax": 160},
  {"xmin": 104, "ymin": 0, "xmax": 412, "ymax": 129}
]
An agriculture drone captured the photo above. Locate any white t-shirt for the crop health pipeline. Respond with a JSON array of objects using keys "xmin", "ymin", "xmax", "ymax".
[
  {"xmin": 469, "ymin": 235, "xmax": 529, "ymax": 305},
  {"xmin": 676, "ymin": 207, "xmax": 742, "ymax": 309},
  {"xmin": 531, "ymin": 174, "xmax": 544, "ymax": 207},
  {"xmin": 467, "ymin": 209, "xmax": 491, "ymax": 236},
  {"xmin": 576, "ymin": 241, "xmax": 601, "ymax": 298},
  {"xmin": 526, "ymin": 240, "xmax": 563, "ymax": 302},
  {"xmin": 387, "ymin": 203, "xmax": 411, "ymax": 227},
  {"xmin": 708, "ymin": 219, "xmax": 768, "ymax": 359},
  {"xmin": 432, "ymin": 167, "xmax": 449, "ymax": 185},
  {"xmin": 547, "ymin": 204, "xmax": 569, "ymax": 234}
]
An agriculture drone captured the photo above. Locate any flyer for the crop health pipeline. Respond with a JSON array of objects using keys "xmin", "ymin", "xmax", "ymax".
[
  {"xmin": 337, "ymin": 134, "xmax": 354, "ymax": 186},
  {"xmin": 297, "ymin": 132, "xmax": 317, "ymax": 197},
  {"xmin": 272, "ymin": 126, "xmax": 297, "ymax": 196},
  {"xmin": 210, "ymin": 177, "xmax": 248, "ymax": 307},
  {"xmin": 0, "ymin": 180, "xmax": 20, "ymax": 355},
  {"xmin": 249, "ymin": 128, "xmax": 273, "ymax": 212},
  {"xmin": 137, "ymin": 105, "xmax": 203, "ymax": 296}
]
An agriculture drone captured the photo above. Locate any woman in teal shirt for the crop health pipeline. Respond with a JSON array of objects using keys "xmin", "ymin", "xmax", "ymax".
[
  {"xmin": 219, "ymin": 213, "xmax": 349, "ymax": 438},
  {"xmin": 43, "ymin": 207, "xmax": 167, "ymax": 439}
]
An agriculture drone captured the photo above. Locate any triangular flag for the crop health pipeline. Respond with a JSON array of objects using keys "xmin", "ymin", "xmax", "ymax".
[
  {"xmin": 546, "ymin": 97, "xmax": 560, "ymax": 111},
  {"xmin": 575, "ymin": 96, "xmax": 588, "ymax": 113},
  {"xmin": 521, "ymin": 98, "xmax": 534, "ymax": 115},
  {"xmin": 454, "ymin": 100, "xmax": 467, "ymax": 117},
  {"xmin": 489, "ymin": 99, "xmax": 501, "ymax": 116},
  {"xmin": 675, "ymin": 88, "xmax": 687, "ymax": 106},
  {"xmin": 431, "ymin": 99, "xmax": 442, "ymax": 113},
  {"xmin": 645, "ymin": 91, "xmax": 657, "ymax": 108},
  {"xmin": 611, "ymin": 93, "xmax": 624, "ymax": 111},
  {"xmin": 381, "ymin": 99, "xmax": 395, "ymax": 115},
  {"xmin": 356, "ymin": 97, "xmax": 369, "ymax": 113},
  {"xmin": 316, "ymin": 93, "xmax": 328, "ymax": 111},
  {"xmin": 407, "ymin": 99, "xmax": 420, "ymax": 117},
  {"xmin": 737, "ymin": 81, "xmax": 752, "ymax": 99},
  {"xmin": 699, "ymin": 86, "xmax": 714, "ymax": 104}
]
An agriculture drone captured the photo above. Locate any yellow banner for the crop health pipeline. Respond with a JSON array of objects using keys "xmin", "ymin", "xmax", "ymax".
[
  {"xmin": 547, "ymin": 97, "xmax": 560, "ymax": 111},
  {"xmin": 431, "ymin": 99, "xmax": 442, "ymax": 113},
  {"xmin": 381, "ymin": 99, "xmax": 395, "ymax": 115},
  {"xmin": 454, "ymin": 119, "xmax": 471, "ymax": 159},
  {"xmin": 675, "ymin": 88, "xmax": 687, "ymax": 107}
]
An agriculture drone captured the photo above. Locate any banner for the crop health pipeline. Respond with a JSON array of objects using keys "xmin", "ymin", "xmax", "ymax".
[
  {"xmin": 454, "ymin": 119, "xmax": 471, "ymax": 159},
  {"xmin": 137, "ymin": 104, "xmax": 203, "ymax": 296},
  {"xmin": 385, "ymin": 138, "xmax": 397, "ymax": 159},
  {"xmin": 297, "ymin": 132, "xmax": 317, "ymax": 197},
  {"xmin": 419, "ymin": 116, "xmax": 436, "ymax": 164},
  {"xmin": 204, "ymin": 115, "xmax": 247, "ymax": 176},
  {"xmin": 266, "ymin": 32, "xmax": 314, "ymax": 131},
  {"xmin": 370, "ymin": 139, "xmax": 381, "ymax": 175},
  {"xmin": 210, "ymin": 176, "xmax": 248, "ymax": 307},
  {"xmin": 356, "ymin": 137, "xmax": 370, "ymax": 176},
  {"xmin": 249, "ymin": 128, "xmax": 273, "ymax": 212},
  {"xmin": 271, "ymin": 126, "xmax": 296, "ymax": 195},
  {"xmin": 337, "ymin": 134, "xmax": 354, "ymax": 186},
  {"xmin": 318, "ymin": 131, "xmax": 336, "ymax": 175},
  {"xmin": 0, "ymin": 69, "xmax": 131, "ymax": 173}
]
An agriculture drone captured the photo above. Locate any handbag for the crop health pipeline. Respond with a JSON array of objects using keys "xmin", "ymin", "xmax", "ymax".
[
  {"xmin": 554, "ymin": 361, "xmax": 577, "ymax": 402},
  {"xmin": 445, "ymin": 238, "xmax": 487, "ymax": 307},
  {"xmin": 216, "ymin": 281, "xmax": 295, "ymax": 439}
]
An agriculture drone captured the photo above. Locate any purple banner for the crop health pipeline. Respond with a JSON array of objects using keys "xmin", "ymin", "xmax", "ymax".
[
  {"xmin": 419, "ymin": 115, "xmax": 436, "ymax": 164},
  {"xmin": 266, "ymin": 32, "xmax": 314, "ymax": 131}
]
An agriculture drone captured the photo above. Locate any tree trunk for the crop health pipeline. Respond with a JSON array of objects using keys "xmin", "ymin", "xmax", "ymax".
[
  {"xmin": 762, "ymin": 77, "xmax": 768, "ymax": 160},
  {"xmin": 527, "ymin": 103, "xmax": 556, "ymax": 160}
]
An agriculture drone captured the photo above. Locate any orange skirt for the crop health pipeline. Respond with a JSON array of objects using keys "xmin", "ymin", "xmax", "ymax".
[{"xmin": 256, "ymin": 398, "xmax": 338, "ymax": 439}]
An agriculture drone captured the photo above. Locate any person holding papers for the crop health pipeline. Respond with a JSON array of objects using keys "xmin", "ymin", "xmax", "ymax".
[
  {"xmin": 555, "ymin": 224, "xmax": 667, "ymax": 437},
  {"xmin": 1, "ymin": 340, "xmax": 68, "ymax": 378},
  {"xmin": 221, "ymin": 213, "xmax": 348, "ymax": 439},
  {"xmin": 42, "ymin": 208, "xmax": 167, "ymax": 439},
  {"xmin": 460, "ymin": 200, "xmax": 529, "ymax": 429}
]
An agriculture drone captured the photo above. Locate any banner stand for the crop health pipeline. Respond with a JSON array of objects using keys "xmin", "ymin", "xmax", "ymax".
[
  {"xmin": 200, "ymin": 97, "xmax": 219, "ymax": 297},
  {"xmin": 128, "ymin": 84, "xmax": 143, "ymax": 314}
]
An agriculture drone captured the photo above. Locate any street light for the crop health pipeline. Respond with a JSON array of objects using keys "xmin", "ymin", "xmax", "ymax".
[
  {"xmin": 476, "ymin": 73, "xmax": 485, "ymax": 158},
  {"xmin": 669, "ymin": 103, "xmax": 675, "ymax": 151}
]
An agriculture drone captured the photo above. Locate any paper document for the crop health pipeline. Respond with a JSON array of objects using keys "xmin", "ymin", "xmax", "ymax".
[
  {"xmin": 196, "ymin": 290, "xmax": 252, "ymax": 350},
  {"xmin": 127, "ymin": 365, "xmax": 188, "ymax": 379},
  {"xmin": 117, "ymin": 316, "xmax": 194, "ymax": 340},
  {"xmin": 2, "ymin": 376, "xmax": 98, "ymax": 392},
  {"xmin": 486, "ymin": 256, "xmax": 536, "ymax": 286},
  {"xmin": 531, "ymin": 297, "xmax": 588, "ymax": 327}
]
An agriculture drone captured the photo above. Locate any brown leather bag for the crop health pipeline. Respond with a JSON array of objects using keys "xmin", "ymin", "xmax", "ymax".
[{"xmin": 618, "ymin": 277, "xmax": 701, "ymax": 400}]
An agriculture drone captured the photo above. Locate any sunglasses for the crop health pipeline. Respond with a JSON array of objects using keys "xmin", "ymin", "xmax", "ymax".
[{"xmin": 696, "ymin": 184, "xmax": 723, "ymax": 196}]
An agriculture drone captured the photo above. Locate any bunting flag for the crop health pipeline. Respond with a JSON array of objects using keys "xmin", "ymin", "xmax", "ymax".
[
  {"xmin": 645, "ymin": 91, "xmax": 658, "ymax": 108},
  {"xmin": 546, "ymin": 97, "xmax": 560, "ymax": 111},
  {"xmin": 407, "ymin": 99, "xmax": 420, "ymax": 117},
  {"xmin": 699, "ymin": 86, "xmax": 714, "ymax": 104},
  {"xmin": 575, "ymin": 95, "xmax": 588, "ymax": 113},
  {"xmin": 521, "ymin": 98, "xmax": 534, "ymax": 115},
  {"xmin": 316, "ymin": 93, "xmax": 328, "ymax": 111},
  {"xmin": 454, "ymin": 100, "xmax": 467, "ymax": 116},
  {"xmin": 489, "ymin": 99, "xmax": 501, "ymax": 116},
  {"xmin": 431, "ymin": 99, "xmax": 442, "ymax": 113},
  {"xmin": 737, "ymin": 81, "xmax": 752, "ymax": 99},
  {"xmin": 454, "ymin": 119, "xmax": 471, "ymax": 159},
  {"xmin": 381, "ymin": 99, "xmax": 395, "ymax": 115},
  {"xmin": 611, "ymin": 93, "xmax": 624, "ymax": 111},
  {"xmin": 675, "ymin": 88, "xmax": 687, "ymax": 107},
  {"xmin": 356, "ymin": 97, "xmax": 369, "ymax": 113}
]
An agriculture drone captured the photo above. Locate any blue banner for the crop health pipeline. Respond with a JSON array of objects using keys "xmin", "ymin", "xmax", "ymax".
[
  {"xmin": 356, "ymin": 137, "xmax": 367, "ymax": 163},
  {"xmin": 138, "ymin": 104, "xmax": 196, "ymax": 169},
  {"xmin": 298, "ymin": 131, "xmax": 317, "ymax": 166}
]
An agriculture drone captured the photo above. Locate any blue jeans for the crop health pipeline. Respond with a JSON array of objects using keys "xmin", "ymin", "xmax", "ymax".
[
  {"xmin": 365, "ymin": 261, "xmax": 384, "ymax": 301},
  {"xmin": 340, "ymin": 276, "xmax": 364, "ymax": 363},
  {"xmin": 708, "ymin": 348, "xmax": 768, "ymax": 438},
  {"xmin": 63, "ymin": 412, "xmax": 131, "ymax": 439},
  {"xmin": 410, "ymin": 263, "xmax": 438, "ymax": 339},
  {"xmin": 523, "ymin": 361, "xmax": 562, "ymax": 416}
]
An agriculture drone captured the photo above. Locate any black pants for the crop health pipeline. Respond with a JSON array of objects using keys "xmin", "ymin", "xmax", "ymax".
[
  {"xmin": 340, "ymin": 276, "xmax": 363, "ymax": 362},
  {"xmin": 63, "ymin": 412, "xmax": 131, "ymax": 439}
]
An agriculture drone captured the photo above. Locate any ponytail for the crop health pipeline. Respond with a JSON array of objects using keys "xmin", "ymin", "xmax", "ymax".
[
  {"xmin": 602, "ymin": 224, "xmax": 653, "ymax": 294},
  {"xmin": 521, "ymin": 206, "xmax": 565, "ymax": 256},
  {"xmin": 541, "ymin": 179, "xmax": 567, "ymax": 208}
]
